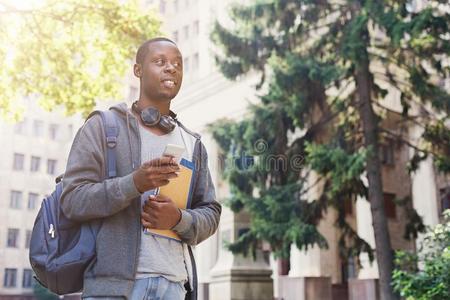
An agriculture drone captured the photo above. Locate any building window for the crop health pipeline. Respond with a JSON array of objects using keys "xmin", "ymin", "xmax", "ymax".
[
  {"xmin": 10, "ymin": 191, "xmax": 22, "ymax": 209},
  {"xmin": 193, "ymin": 53, "xmax": 199, "ymax": 70},
  {"xmin": 30, "ymin": 156, "xmax": 41, "ymax": 172},
  {"xmin": 13, "ymin": 153, "xmax": 25, "ymax": 170},
  {"xmin": 173, "ymin": 30, "xmax": 179, "ymax": 43},
  {"xmin": 185, "ymin": 0, "xmax": 190, "ymax": 8},
  {"xmin": 159, "ymin": 0, "xmax": 166, "ymax": 14},
  {"xmin": 344, "ymin": 198, "xmax": 353, "ymax": 216},
  {"xmin": 183, "ymin": 25, "xmax": 189, "ymax": 40},
  {"xmin": 25, "ymin": 230, "xmax": 32, "ymax": 249},
  {"xmin": 33, "ymin": 120, "xmax": 44, "ymax": 137},
  {"xmin": 174, "ymin": 0, "xmax": 179, "ymax": 12},
  {"xmin": 3, "ymin": 268, "xmax": 17, "ymax": 288},
  {"xmin": 14, "ymin": 118, "xmax": 27, "ymax": 135},
  {"xmin": 217, "ymin": 153, "xmax": 226, "ymax": 174},
  {"xmin": 379, "ymin": 139, "xmax": 394, "ymax": 165},
  {"xmin": 193, "ymin": 20, "xmax": 199, "ymax": 36},
  {"xmin": 49, "ymin": 124, "xmax": 59, "ymax": 140},
  {"xmin": 47, "ymin": 159, "xmax": 57, "ymax": 175},
  {"xmin": 341, "ymin": 256, "xmax": 356, "ymax": 283},
  {"xmin": 28, "ymin": 193, "xmax": 39, "ymax": 210},
  {"xmin": 440, "ymin": 188, "xmax": 450, "ymax": 215},
  {"xmin": 384, "ymin": 193, "xmax": 397, "ymax": 219},
  {"xmin": 22, "ymin": 269, "xmax": 33, "ymax": 288},
  {"xmin": 184, "ymin": 57, "xmax": 190, "ymax": 72},
  {"xmin": 7, "ymin": 228, "xmax": 19, "ymax": 248}
]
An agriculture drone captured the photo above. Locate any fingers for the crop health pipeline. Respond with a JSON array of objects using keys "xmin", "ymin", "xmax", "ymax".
[
  {"xmin": 143, "ymin": 200, "xmax": 164, "ymax": 213},
  {"xmin": 134, "ymin": 155, "xmax": 180, "ymax": 192},
  {"xmin": 141, "ymin": 211, "xmax": 155, "ymax": 225},
  {"xmin": 152, "ymin": 179, "xmax": 170, "ymax": 188},
  {"xmin": 143, "ymin": 199, "xmax": 160, "ymax": 213},
  {"xmin": 150, "ymin": 164, "xmax": 180, "ymax": 174},
  {"xmin": 147, "ymin": 194, "xmax": 171, "ymax": 204},
  {"xmin": 141, "ymin": 210, "xmax": 165, "ymax": 229},
  {"xmin": 142, "ymin": 195, "xmax": 172, "ymax": 213},
  {"xmin": 150, "ymin": 194, "xmax": 171, "ymax": 202},
  {"xmin": 136, "ymin": 157, "xmax": 180, "ymax": 192},
  {"xmin": 143, "ymin": 201, "xmax": 157, "ymax": 213},
  {"xmin": 141, "ymin": 165, "xmax": 179, "ymax": 177},
  {"xmin": 148, "ymin": 171, "xmax": 178, "ymax": 180},
  {"xmin": 141, "ymin": 165, "xmax": 179, "ymax": 184},
  {"xmin": 146, "ymin": 156, "xmax": 179, "ymax": 167},
  {"xmin": 141, "ymin": 218, "xmax": 153, "ymax": 229}
]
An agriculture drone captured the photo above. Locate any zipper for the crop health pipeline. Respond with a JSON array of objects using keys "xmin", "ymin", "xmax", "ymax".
[
  {"xmin": 131, "ymin": 115, "xmax": 142, "ymax": 279},
  {"xmin": 43, "ymin": 198, "xmax": 56, "ymax": 239}
]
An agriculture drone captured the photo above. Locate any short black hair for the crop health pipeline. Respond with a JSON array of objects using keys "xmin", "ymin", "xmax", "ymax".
[{"xmin": 135, "ymin": 37, "xmax": 177, "ymax": 64}]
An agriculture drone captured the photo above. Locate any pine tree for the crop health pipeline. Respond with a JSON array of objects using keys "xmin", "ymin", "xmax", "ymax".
[{"xmin": 210, "ymin": 1, "xmax": 449, "ymax": 299}]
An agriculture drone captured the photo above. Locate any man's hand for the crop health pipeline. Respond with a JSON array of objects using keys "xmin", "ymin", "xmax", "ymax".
[
  {"xmin": 133, "ymin": 157, "xmax": 180, "ymax": 193},
  {"xmin": 141, "ymin": 194, "xmax": 182, "ymax": 230}
]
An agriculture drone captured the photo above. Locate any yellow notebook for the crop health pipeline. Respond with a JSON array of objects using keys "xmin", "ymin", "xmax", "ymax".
[{"xmin": 144, "ymin": 158, "xmax": 195, "ymax": 241}]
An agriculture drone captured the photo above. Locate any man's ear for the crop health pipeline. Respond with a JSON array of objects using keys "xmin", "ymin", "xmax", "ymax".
[{"xmin": 134, "ymin": 63, "xmax": 142, "ymax": 78}]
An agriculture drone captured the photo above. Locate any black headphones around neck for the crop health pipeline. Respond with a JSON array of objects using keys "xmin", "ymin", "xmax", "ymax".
[{"xmin": 132, "ymin": 101, "xmax": 178, "ymax": 134}]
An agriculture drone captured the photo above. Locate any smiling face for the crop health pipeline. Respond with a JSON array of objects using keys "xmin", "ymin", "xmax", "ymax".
[{"xmin": 134, "ymin": 40, "xmax": 183, "ymax": 103}]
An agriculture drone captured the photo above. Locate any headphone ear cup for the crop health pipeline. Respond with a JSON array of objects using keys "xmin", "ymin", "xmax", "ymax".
[
  {"xmin": 159, "ymin": 116, "xmax": 176, "ymax": 133},
  {"xmin": 133, "ymin": 102, "xmax": 176, "ymax": 134},
  {"xmin": 141, "ymin": 107, "xmax": 161, "ymax": 127}
]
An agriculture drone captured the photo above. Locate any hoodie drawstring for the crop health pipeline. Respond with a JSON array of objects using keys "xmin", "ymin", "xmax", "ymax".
[{"xmin": 126, "ymin": 111, "xmax": 136, "ymax": 170}]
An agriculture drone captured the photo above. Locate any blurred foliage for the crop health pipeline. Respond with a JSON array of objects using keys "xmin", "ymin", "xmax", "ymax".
[
  {"xmin": 393, "ymin": 210, "xmax": 450, "ymax": 300},
  {"xmin": 0, "ymin": 0, "xmax": 161, "ymax": 120}
]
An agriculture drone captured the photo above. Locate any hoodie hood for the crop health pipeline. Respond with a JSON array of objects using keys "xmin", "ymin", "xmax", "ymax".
[{"xmin": 110, "ymin": 102, "xmax": 132, "ymax": 117}]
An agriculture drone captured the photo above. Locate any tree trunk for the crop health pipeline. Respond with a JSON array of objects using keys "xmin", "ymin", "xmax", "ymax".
[{"xmin": 355, "ymin": 60, "xmax": 398, "ymax": 300}]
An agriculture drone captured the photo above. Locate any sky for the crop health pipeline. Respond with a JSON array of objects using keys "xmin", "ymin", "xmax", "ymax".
[{"xmin": 0, "ymin": 0, "xmax": 44, "ymax": 10}]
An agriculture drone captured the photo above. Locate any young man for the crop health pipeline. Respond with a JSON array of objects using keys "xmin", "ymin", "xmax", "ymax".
[{"xmin": 60, "ymin": 37, "xmax": 221, "ymax": 299}]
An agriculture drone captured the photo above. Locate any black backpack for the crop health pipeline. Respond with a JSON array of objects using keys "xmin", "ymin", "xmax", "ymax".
[{"xmin": 29, "ymin": 110, "xmax": 118, "ymax": 294}]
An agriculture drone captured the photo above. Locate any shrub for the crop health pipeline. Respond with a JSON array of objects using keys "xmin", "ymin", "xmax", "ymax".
[{"xmin": 392, "ymin": 210, "xmax": 450, "ymax": 300}]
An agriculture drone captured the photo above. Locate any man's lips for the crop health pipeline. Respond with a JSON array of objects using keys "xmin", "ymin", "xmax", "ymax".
[{"xmin": 161, "ymin": 79, "xmax": 177, "ymax": 89}]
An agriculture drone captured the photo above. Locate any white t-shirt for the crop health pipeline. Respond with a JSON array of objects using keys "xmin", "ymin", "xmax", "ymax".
[{"xmin": 135, "ymin": 122, "xmax": 190, "ymax": 283}]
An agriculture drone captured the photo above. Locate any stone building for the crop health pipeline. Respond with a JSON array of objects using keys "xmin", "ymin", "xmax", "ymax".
[
  {"xmin": 145, "ymin": 1, "xmax": 450, "ymax": 300},
  {"xmin": 0, "ymin": 97, "xmax": 81, "ymax": 299}
]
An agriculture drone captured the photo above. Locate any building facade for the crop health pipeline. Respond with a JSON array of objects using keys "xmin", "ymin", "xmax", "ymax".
[
  {"xmin": 0, "ymin": 98, "xmax": 80, "ymax": 298},
  {"xmin": 141, "ymin": 1, "xmax": 449, "ymax": 300}
]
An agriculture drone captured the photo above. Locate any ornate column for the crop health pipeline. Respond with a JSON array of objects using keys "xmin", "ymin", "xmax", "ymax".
[
  {"xmin": 280, "ymin": 171, "xmax": 333, "ymax": 300},
  {"xmin": 209, "ymin": 208, "xmax": 273, "ymax": 300}
]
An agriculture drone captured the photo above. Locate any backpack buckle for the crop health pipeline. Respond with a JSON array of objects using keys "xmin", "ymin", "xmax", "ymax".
[
  {"xmin": 48, "ymin": 224, "xmax": 55, "ymax": 239},
  {"xmin": 106, "ymin": 136, "xmax": 117, "ymax": 148}
]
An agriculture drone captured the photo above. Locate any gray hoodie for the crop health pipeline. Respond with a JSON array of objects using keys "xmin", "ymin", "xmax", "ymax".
[{"xmin": 60, "ymin": 103, "xmax": 221, "ymax": 299}]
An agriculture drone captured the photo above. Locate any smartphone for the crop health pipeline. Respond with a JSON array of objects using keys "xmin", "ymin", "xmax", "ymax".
[{"xmin": 162, "ymin": 144, "xmax": 185, "ymax": 163}]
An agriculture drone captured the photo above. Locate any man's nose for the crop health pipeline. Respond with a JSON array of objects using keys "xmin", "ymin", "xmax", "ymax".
[{"xmin": 164, "ymin": 63, "xmax": 176, "ymax": 73}]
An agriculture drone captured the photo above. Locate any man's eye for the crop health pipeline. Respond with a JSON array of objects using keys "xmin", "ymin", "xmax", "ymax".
[
  {"xmin": 173, "ymin": 62, "xmax": 181, "ymax": 68},
  {"xmin": 155, "ymin": 59, "xmax": 164, "ymax": 65}
]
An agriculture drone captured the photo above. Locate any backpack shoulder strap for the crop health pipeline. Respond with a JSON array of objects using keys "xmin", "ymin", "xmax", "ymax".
[{"xmin": 87, "ymin": 110, "xmax": 119, "ymax": 178}]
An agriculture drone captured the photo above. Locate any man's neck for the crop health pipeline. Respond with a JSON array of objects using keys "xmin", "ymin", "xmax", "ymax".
[{"xmin": 137, "ymin": 97, "xmax": 171, "ymax": 116}]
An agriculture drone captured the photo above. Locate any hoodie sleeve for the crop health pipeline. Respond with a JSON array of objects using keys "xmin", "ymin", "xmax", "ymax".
[
  {"xmin": 60, "ymin": 114, "xmax": 141, "ymax": 222},
  {"xmin": 172, "ymin": 141, "xmax": 222, "ymax": 245}
]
